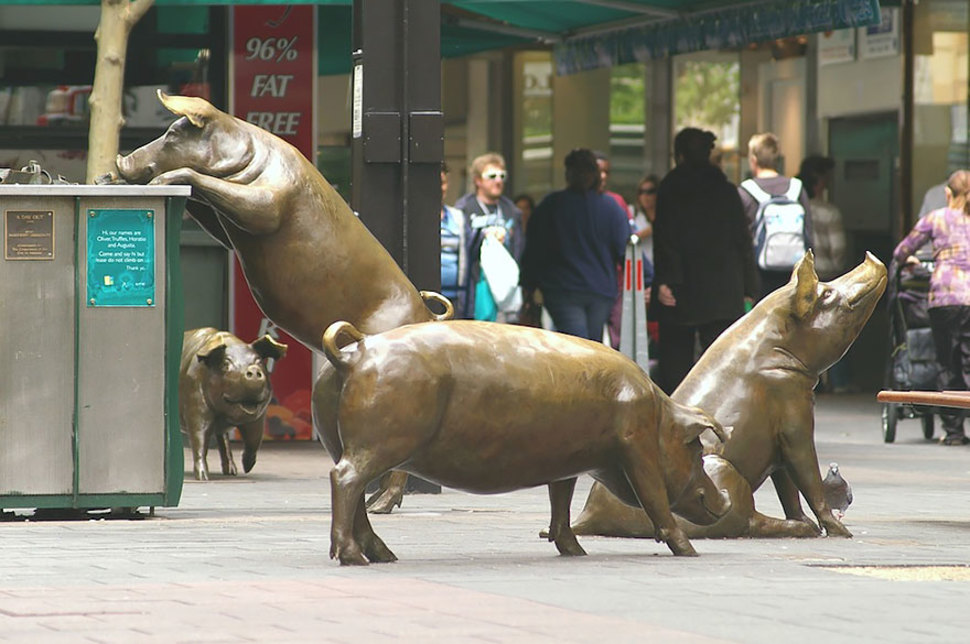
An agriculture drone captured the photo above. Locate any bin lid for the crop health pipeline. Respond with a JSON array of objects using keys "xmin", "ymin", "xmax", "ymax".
[{"xmin": 0, "ymin": 185, "xmax": 191, "ymax": 197}]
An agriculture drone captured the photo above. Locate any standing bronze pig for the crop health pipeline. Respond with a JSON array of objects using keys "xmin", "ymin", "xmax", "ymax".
[
  {"xmin": 571, "ymin": 252, "xmax": 887, "ymax": 539},
  {"xmin": 315, "ymin": 320, "xmax": 732, "ymax": 565},
  {"xmin": 180, "ymin": 328, "xmax": 287, "ymax": 481},
  {"xmin": 116, "ymin": 92, "xmax": 448, "ymax": 508}
]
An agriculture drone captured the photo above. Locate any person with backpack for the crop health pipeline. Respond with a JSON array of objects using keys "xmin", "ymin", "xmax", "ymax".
[
  {"xmin": 739, "ymin": 132, "xmax": 814, "ymax": 299},
  {"xmin": 650, "ymin": 128, "xmax": 758, "ymax": 394}
]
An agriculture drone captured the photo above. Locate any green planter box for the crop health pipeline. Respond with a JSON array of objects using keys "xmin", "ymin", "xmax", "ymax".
[{"xmin": 0, "ymin": 185, "xmax": 189, "ymax": 511}]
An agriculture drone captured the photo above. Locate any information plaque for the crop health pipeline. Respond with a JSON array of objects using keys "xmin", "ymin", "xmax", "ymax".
[
  {"xmin": 5, "ymin": 210, "xmax": 54, "ymax": 260},
  {"xmin": 86, "ymin": 209, "xmax": 155, "ymax": 307}
]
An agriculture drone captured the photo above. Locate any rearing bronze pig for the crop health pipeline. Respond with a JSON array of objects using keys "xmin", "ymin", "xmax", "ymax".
[
  {"xmin": 316, "ymin": 319, "xmax": 732, "ymax": 565},
  {"xmin": 116, "ymin": 92, "xmax": 446, "ymax": 352},
  {"xmin": 115, "ymin": 93, "xmax": 447, "ymax": 509}
]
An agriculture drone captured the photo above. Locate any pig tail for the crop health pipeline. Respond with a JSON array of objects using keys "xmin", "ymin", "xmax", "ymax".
[{"xmin": 322, "ymin": 321, "xmax": 364, "ymax": 370}]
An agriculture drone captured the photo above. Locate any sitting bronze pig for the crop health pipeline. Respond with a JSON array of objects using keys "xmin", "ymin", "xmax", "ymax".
[
  {"xmin": 571, "ymin": 252, "xmax": 887, "ymax": 539},
  {"xmin": 180, "ymin": 328, "xmax": 287, "ymax": 481},
  {"xmin": 315, "ymin": 320, "xmax": 732, "ymax": 565}
]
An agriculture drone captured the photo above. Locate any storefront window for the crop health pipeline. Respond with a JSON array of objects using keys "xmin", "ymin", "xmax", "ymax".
[
  {"xmin": 515, "ymin": 51, "xmax": 554, "ymax": 202},
  {"xmin": 0, "ymin": 7, "xmax": 222, "ymax": 182},
  {"xmin": 672, "ymin": 52, "xmax": 741, "ymax": 183},
  {"xmin": 912, "ymin": 0, "xmax": 969, "ymax": 215},
  {"xmin": 608, "ymin": 63, "xmax": 645, "ymax": 202}
]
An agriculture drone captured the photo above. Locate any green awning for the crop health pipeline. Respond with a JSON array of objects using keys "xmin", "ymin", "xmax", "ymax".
[{"xmin": 0, "ymin": 0, "xmax": 888, "ymax": 75}]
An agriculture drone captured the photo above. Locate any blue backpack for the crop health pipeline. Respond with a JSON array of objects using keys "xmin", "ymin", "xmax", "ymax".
[{"xmin": 741, "ymin": 177, "xmax": 807, "ymax": 271}]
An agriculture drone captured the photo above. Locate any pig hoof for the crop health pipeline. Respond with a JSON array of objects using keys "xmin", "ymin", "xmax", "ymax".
[
  {"xmin": 366, "ymin": 489, "xmax": 403, "ymax": 515},
  {"xmin": 823, "ymin": 520, "xmax": 852, "ymax": 538},
  {"xmin": 667, "ymin": 533, "xmax": 698, "ymax": 557},
  {"xmin": 332, "ymin": 543, "xmax": 369, "ymax": 566},
  {"xmin": 362, "ymin": 539, "xmax": 398, "ymax": 564},
  {"xmin": 554, "ymin": 533, "xmax": 587, "ymax": 557},
  {"xmin": 224, "ymin": 461, "xmax": 238, "ymax": 476},
  {"xmin": 243, "ymin": 453, "xmax": 256, "ymax": 473},
  {"xmin": 194, "ymin": 469, "xmax": 209, "ymax": 481}
]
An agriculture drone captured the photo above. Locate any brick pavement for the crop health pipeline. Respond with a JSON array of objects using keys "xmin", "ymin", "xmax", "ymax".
[{"xmin": 2, "ymin": 393, "xmax": 970, "ymax": 643}]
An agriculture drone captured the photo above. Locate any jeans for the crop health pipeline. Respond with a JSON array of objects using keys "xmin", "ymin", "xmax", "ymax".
[{"xmin": 542, "ymin": 290, "xmax": 614, "ymax": 342}]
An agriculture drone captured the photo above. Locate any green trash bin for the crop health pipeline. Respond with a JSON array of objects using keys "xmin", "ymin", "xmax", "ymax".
[{"xmin": 0, "ymin": 184, "xmax": 190, "ymax": 511}]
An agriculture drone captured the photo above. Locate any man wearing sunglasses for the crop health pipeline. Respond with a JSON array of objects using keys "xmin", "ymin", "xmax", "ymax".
[{"xmin": 455, "ymin": 152, "xmax": 524, "ymax": 321}]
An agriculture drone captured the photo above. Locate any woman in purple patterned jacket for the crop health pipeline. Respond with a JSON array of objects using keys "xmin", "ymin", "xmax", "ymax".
[{"xmin": 894, "ymin": 169, "xmax": 970, "ymax": 445}]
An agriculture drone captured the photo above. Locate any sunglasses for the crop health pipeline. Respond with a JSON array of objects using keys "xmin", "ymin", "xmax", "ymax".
[
  {"xmin": 482, "ymin": 171, "xmax": 507, "ymax": 181},
  {"xmin": 639, "ymin": 187, "xmax": 657, "ymax": 195}
]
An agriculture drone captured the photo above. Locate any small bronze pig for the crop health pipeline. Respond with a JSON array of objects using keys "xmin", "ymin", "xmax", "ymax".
[
  {"xmin": 180, "ymin": 328, "xmax": 287, "ymax": 481},
  {"xmin": 571, "ymin": 252, "xmax": 887, "ymax": 539},
  {"xmin": 315, "ymin": 320, "xmax": 732, "ymax": 565}
]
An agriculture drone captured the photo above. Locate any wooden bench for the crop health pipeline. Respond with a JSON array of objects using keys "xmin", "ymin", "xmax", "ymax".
[{"xmin": 877, "ymin": 390, "xmax": 970, "ymax": 410}]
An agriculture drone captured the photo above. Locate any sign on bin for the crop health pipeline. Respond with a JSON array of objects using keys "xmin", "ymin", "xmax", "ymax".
[
  {"xmin": 86, "ymin": 208, "xmax": 155, "ymax": 307},
  {"xmin": 5, "ymin": 210, "xmax": 53, "ymax": 260}
]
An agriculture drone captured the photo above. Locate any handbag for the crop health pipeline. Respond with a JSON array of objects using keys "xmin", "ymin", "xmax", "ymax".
[
  {"xmin": 479, "ymin": 234, "xmax": 523, "ymax": 313},
  {"xmin": 473, "ymin": 272, "xmax": 498, "ymax": 321}
]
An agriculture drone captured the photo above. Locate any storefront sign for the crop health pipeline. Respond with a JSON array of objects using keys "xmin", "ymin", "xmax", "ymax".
[
  {"xmin": 86, "ymin": 209, "xmax": 155, "ymax": 307},
  {"xmin": 231, "ymin": 6, "xmax": 316, "ymax": 441},
  {"xmin": 858, "ymin": 8, "xmax": 899, "ymax": 59},
  {"xmin": 5, "ymin": 210, "xmax": 53, "ymax": 260},
  {"xmin": 818, "ymin": 29, "xmax": 856, "ymax": 66}
]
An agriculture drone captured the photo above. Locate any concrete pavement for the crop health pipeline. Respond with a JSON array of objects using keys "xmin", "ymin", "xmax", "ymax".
[{"xmin": 2, "ymin": 393, "xmax": 970, "ymax": 643}]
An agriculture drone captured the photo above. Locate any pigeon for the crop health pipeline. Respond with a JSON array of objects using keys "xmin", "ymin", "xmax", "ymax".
[{"xmin": 822, "ymin": 462, "xmax": 853, "ymax": 520}]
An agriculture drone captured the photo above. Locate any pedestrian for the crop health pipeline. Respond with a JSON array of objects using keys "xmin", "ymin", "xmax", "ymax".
[
  {"xmin": 893, "ymin": 169, "xmax": 970, "ymax": 446},
  {"xmin": 739, "ymin": 132, "xmax": 813, "ymax": 299},
  {"xmin": 798, "ymin": 154, "xmax": 851, "ymax": 392},
  {"xmin": 652, "ymin": 127, "xmax": 758, "ymax": 394},
  {"xmin": 633, "ymin": 174, "xmax": 659, "ymax": 262},
  {"xmin": 455, "ymin": 153, "xmax": 524, "ymax": 322},
  {"xmin": 797, "ymin": 155, "xmax": 845, "ymax": 282},
  {"xmin": 520, "ymin": 148, "xmax": 630, "ymax": 341},
  {"xmin": 439, "ymin": 162, "xmax": 468, "ymax": 316},
  {"xmin": 514, "ymin": 193, "xmax": 535, "ymax": 231},
  {"xmin": 595, "ymin": 151, "xmax": 635, "ymax": 350}
]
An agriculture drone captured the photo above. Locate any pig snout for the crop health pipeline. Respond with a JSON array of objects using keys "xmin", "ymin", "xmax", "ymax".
[
  {"xmin": 837, "ymin": 252, "xmax": 888, "ymax": 308},
  {"xmin": 673, "ymin": 476, "xmax": 732, "ymax": 526},
  {"xmin": 116, "ymin": 151, "xmax": 158, "ymax": 184},
  {"xmin": 245, "ymin": 364, "xmax": 265, "ymax": 382}
]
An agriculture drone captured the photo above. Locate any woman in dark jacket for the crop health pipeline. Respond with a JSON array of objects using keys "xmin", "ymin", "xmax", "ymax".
[
  {"xmin": 520, "ymin": 149, "xmax": 630, "ymax": 341},
  {"xmin": 651, "ymin": 128, "xmax": 758, "ymax": 394}
]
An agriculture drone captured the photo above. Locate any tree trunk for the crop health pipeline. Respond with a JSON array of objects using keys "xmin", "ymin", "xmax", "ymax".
[{"xmin": 86, "ymin": 0, "xmax": 154, "ymax": 183}]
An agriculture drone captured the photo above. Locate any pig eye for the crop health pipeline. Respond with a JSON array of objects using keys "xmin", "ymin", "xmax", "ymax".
[{"xmin": 820, "ymin": 288, "xmax": 836, "ymax": 303}]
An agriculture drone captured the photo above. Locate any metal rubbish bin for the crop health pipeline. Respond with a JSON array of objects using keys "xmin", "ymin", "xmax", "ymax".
[{"xmin": 0, "ymin": 184, "xmax": 190, "ymax": 511}]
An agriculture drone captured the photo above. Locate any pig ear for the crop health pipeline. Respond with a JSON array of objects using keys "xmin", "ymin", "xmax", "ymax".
[
  {"xmin": 791, "ymin": 250, "xmax": 819, "ymax": 320},
  {"xmin": 157, "ymin": 90, "xmax": 218, "ymax": 129},
  {"xmin": 681, "ymin": 407, "xmax": 728, "ymax": 444},
  {"xmin": 197, "ymin": 343, "xmax": 227, "ymax": 368},
  {"xmin": 251, "ymin": 335, "xmax": 288, "ymax": 361}
]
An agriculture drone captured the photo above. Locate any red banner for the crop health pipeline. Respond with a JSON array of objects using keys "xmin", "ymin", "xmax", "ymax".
[
  {"xmin": 232, "ymin": 6, "xmax": 315, "ymax": 153},
  {"xmin": 231, "ymin": 6, "xmax": 316, "ymax": 440}
]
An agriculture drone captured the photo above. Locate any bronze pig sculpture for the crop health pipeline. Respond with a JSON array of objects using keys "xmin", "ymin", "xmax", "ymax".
[
  {"xmin": 180, "ymin": 328, "xmax": 287, "ymax": 481},
  {"xmin": 570, "ymin": 252, "xmax": 887, "ymax": 539},
  {"xmin": 315, "ymin": 319, "xmax": 732, "ymax": 565},
  {"xmin": 116, "ymin": 92, "xmax": 447, "ymax": 351},
  {"xmin": 116, "ymin": 92, "xmax": 448, "ymax": 508}
]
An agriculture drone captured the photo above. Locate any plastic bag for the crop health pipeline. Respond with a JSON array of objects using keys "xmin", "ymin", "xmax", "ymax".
[{"xmin": 480, "ymin": 234, "xmax": 522, "ymax": 313}]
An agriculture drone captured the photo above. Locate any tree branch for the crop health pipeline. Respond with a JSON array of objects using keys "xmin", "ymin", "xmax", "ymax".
[{"xmin": 128, "ymin": 0, "xmax": 154, "ymax": 26}]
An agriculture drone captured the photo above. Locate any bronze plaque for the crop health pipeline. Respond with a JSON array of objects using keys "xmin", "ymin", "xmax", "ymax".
[{"xmin": 5, "ymin": 210, "xmax": 54, "ymax": 260}]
